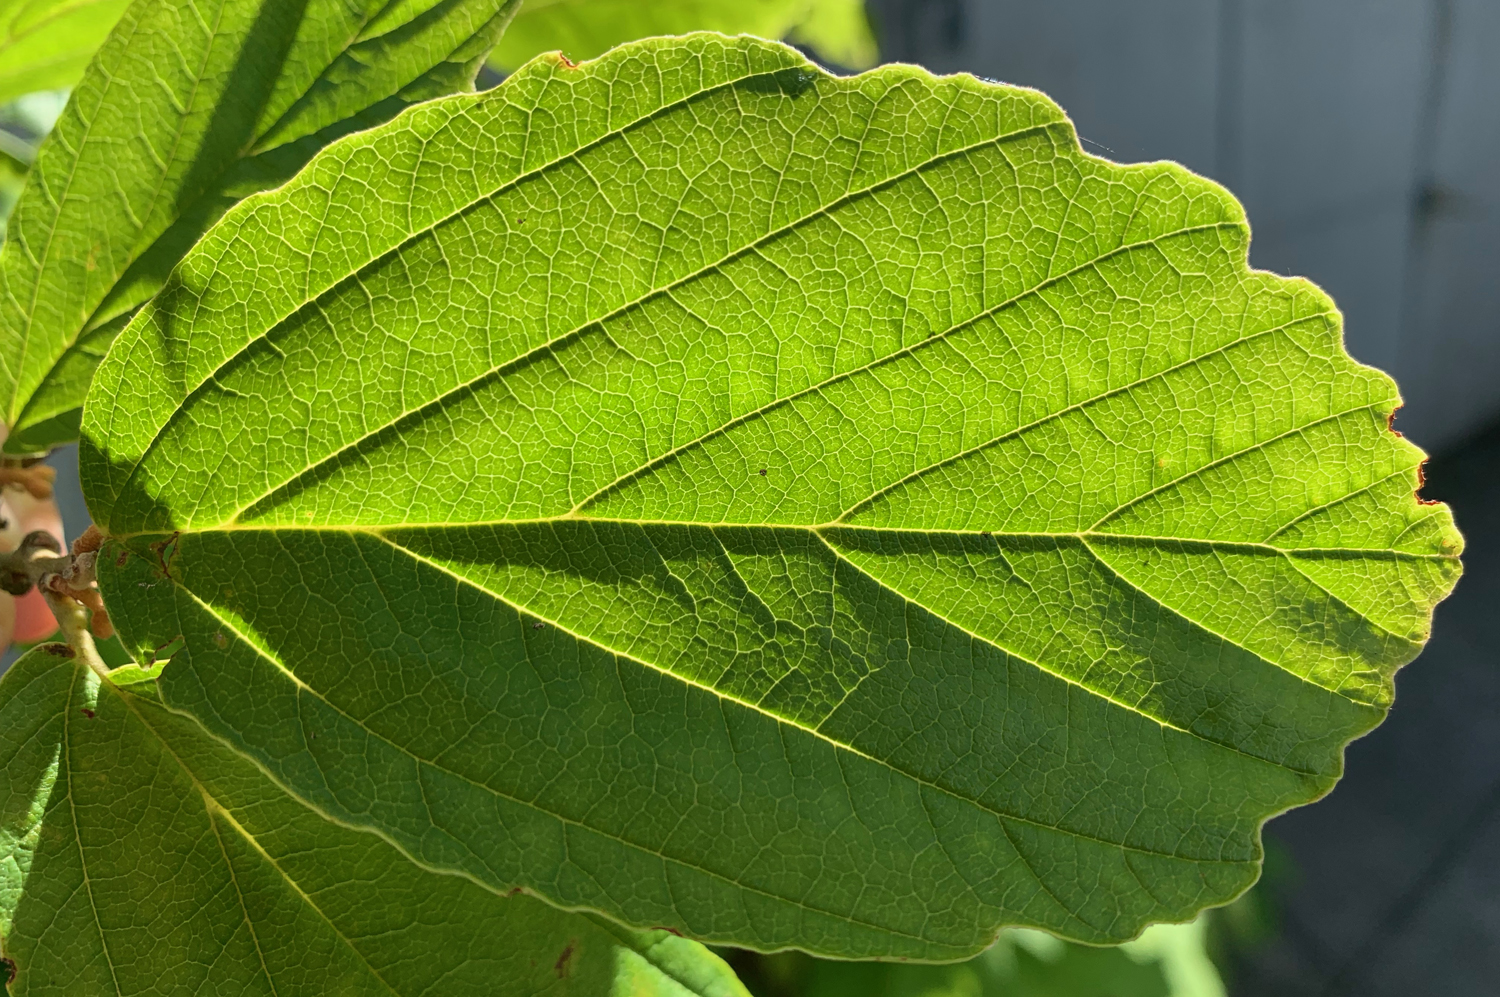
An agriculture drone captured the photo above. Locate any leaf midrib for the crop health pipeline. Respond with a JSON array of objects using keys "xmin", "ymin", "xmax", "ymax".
[
  {"xmin": 1, "ymin": 2, "xmax": 150, "ymax": 420},
  {"xmin": 60, "ymin": 665, "xmax": 125, "ymax": 997},
  {"xmin": 161, "ymin": 532, "xmax": 1266, "ymax": 895},
  {"xmin": 177, "ymin": 520, "xmax": 1320, "ymax": 836},
  {"xmin": 163, "ymin": 569, "xmax": 975, "ymax": 949}
]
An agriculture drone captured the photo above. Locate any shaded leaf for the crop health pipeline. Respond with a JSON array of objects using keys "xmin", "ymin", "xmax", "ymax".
[
  {"xmin": 0, "ymin": 0, "xmax": 131, "ymax": 104},
  {"xmin": 0, "ymin": 0, "xmax": 521, "ymax": 454},
  {"xmin": 490, "ymin": 0, "xmax": 876, "ymax": 70},
  {"xmin": 731, "ymin": 920, "xmax": 1224, "ymax": 997},
  {"xmin": 0, "ymin": 645, "xmax": 752, "ymax": 997},
  {"xmin": 82, "ymin": 35, "xmax": 1462, "ymax": 960}
]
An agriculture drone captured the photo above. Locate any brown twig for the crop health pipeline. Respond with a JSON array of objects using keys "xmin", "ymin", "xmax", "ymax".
[{"xmin": 1, "ymin": 530, "xmax": 112, "ymax": 643}]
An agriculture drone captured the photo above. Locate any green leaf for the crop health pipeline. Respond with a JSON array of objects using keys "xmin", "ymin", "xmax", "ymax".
[
  {"xmin": 0, "ymin": 645, "xmax": 752, "ymax": 997},
  {"xmin": 81, "ymin": 34, "xmax": 1463, "ymax": 960},
  {"xmin": 736, "ymin": 916, "xmax": 1224, "ymax": 997},
  {"xmin": 0, "ymin": 0, "xmax": 131, "ymax": 104},
  {"xmin": 490, "ymin": 0, "xmax": 876, "ymax": 70},
  {"xmin": 0, "ymin": 0, "xmax": 522, "ymax": 455}
]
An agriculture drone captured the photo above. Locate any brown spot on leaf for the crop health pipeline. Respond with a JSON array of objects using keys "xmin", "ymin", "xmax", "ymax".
[
  {"xmin": 80, "ymin": 708, "xmax": 95, "ymax": 719},
  {"xmin": 1, "ymin": 956, "xmax": 15, "ymax": 984},
  {"xmin": 115, "ymin": 549, "xmax": 130, "ymax": 568},
  {"xmin": 43, "ymin": 644, "xmax": 74, "ymax": 658},
  {"xmin": 212, "ymin": 632, "xmax": 228, "ymax": 650},
  {"xmin": 758, "ymin": 468, "xmax": 767, "ymax": 477},
  {"xmin": 554, "ymin": 941, "xmax": 576, "ymax": 979},
  {"xmin": 652, "ymin": 926, "xmax": 684, "ymax": 937},
  {"xmin": 556, "ymin": 53, "xmax": 578, "ymax": 69}
]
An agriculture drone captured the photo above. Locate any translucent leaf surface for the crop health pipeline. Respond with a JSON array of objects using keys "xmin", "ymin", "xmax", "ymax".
[
  {"xmin": 0, "ymin": 646, "xmax": 751, "ymax": 997},
  {"xmin": 81, "ymin": 35, "xmax": 1463, "ymax": 960},
  {"xmin": 0, "ymin": 0, "xmax": 521, "ymax": 454},
  {"xmin": 491, "ymin": 0, "xmax": 876, "ymax": 70},
  {"xmin": 0, "ymin": 0, "xmax": 131, "ymax": 104}
]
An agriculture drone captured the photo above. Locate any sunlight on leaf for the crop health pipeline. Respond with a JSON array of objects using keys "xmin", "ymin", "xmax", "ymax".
[{"xmin": 83, "ymin": 33, "xmax": 1462, "ymax": 960}]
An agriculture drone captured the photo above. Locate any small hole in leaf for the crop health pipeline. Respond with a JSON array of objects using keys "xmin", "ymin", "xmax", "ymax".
[
  {"xmin": 532, "ymin": 622, "xmax": 545, "ymax": 630},
  {"xmin": 149, "ymin": 635, "xmax": 187, "ymax": 667}
]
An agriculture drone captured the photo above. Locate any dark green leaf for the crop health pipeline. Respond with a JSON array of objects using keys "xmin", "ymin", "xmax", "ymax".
[{"xmin": 0, "ymin": 646, "xmax": 752, "ymax": 996}]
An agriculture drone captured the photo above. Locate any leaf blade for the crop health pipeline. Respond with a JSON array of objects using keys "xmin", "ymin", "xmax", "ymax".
[
  {"xmin": 0, "ymin": 645, "xmax": 752, "ymax": 996},
  {"xmin": 82, "ymin": 34, "xmax": 1462, "ymax": 959}
]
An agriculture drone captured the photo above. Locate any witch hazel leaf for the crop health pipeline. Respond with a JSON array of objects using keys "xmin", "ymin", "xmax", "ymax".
[
  {"xmin": 0, "ymin": 645, "xmax": 751, "ymax": 997},
  {"xmin": 0, "ymin": 0, "xmax": 521, "ymax": 455},
  {"xmin": 82, "ymin": 34, "xmax": 1462, "ymax": 960}
]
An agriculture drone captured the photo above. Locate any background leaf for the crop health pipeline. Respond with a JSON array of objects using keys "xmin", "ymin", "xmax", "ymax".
[
  {"xmin": 0, "ymin": 0, "xmax": 131, "ymax": 105},
  {"xmin": 0, "ymin": 0, "xmax": 521, "ymax": 455},
  {"xmin": 0, "ymin": 645, "xmax": 752, "ymax": 997},
  {"xmin": 490, "ymin": 0, "xmax": 876, "ymax": 70},
  {"xmin": 83, "ymin": 34, "xmax": 1462, "ymax": 960},
  {"xmin": 728, "ymin": 915, "xmax": 1225, "ymax": 997}
]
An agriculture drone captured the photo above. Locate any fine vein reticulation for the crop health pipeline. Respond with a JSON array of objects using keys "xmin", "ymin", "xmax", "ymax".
[{"xmin": 82, "ymin": 34, "xmax": 1462, "ymax": 960}]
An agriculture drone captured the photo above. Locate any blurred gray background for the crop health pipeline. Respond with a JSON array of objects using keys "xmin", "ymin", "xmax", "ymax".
[{"xmin": 867, "ymin": 1, "xmax": 1500, "ymax": 994}]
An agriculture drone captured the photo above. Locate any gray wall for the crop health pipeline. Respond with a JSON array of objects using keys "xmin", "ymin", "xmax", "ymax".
[{"xmin": 871, "ymin": 0, "xmax": 1499, "ymax": 452}]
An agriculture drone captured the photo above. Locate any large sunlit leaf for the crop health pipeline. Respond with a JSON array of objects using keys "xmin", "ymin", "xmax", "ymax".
[
  {"xmin": 0, "ymin": 646, "xmax": 752, "ymax": 996},
  {"xmin": 0, "ymin": 0, "xmax": 131, "ymax": 104},
  {"xmin": 490, "ymin": 0, "xmax": 876, "ymax": 70},
  {"xmin": 82, "ymin": 34, "xmax": 1462, "ymax": 960},
  {"xmin": 0, "ymin": 0, "xmax": 521, "ymax": 455}
]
